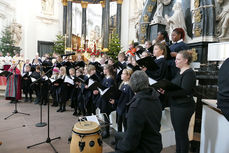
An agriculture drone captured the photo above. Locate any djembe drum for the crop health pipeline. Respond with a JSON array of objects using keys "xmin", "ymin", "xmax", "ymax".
[{"xmin": 70, "ymin": 121, "xmax": 102, "ymax": 153}]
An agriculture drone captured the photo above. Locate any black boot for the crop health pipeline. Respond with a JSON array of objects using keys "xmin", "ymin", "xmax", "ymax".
[
  {"xmin": 61, "ymin": 103, "xmax": 66, "ymax": 112},
  {"xmin": 25, "ymin": 94, "xmax": 28, "ymax": 102},
  {"xmin": 57, "ymin": 104, "xmax": 62, "ymax": 112}
]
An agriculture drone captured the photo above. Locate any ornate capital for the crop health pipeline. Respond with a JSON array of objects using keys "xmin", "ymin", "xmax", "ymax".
[
  {"xmin": 62, "ymin": 0, "xmax": 67, "ymax": 6},
  {"xmin": 81, "ymin": 1, "xmax": 88, "ymax": 8},
  {"xmin": 117, "ymin": 0, "xmax": 123, "ymax": 4},
  {"xmin": 100, "ymin": 0, "xmax": 105, "ymax": 8},
  {"xmin": 67, "ymin": 0, "xmax": 73, "ymax": 2}
]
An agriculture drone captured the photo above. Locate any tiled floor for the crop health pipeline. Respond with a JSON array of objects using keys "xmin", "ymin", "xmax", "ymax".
[{"xmin": 0, "ymin": 98, "xmax": 191, "ymax": 153}]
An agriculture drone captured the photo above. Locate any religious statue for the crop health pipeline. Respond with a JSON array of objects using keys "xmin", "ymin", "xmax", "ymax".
[
  {"xmin": 41, "ymin": 0, "xmax": 54, "ymax": 15},
  {"xmin": 151, "ymin": 0, "xmax": 172, "ymax": 25},
  {"xmin": 11, "ymin": 21, "xmax": 22, "ymax": 47},
  {"xmin": 165, "ymin": 2, "xmax": 191, "ymax": 42},
  {"xmin": 216, "ymin": 0, "xmax": 229, "ymax": 38}
]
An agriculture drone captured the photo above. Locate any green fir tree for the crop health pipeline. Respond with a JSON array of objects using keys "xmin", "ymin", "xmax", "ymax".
[
  {"xmin": 0, "ymin": 26, "xmax": 20, "ymax": 56},
  {"xmin": 108, "ymin": 33, "xmax": 121, "ymax": 61},
  {"xmin": 53, "ymin": 34, "xmax": 65, "ymax": 55}
]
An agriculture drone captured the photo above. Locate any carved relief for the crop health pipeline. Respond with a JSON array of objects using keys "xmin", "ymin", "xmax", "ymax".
[
  {"xmin": 194, "ymin": 0, "xmax": 200, "ymax": 8},
  {"xmin": 194, "ymin": 9, "xmax": 201, "ymax": 23},
  {"xmin": 41, "ymin": 0, "xmax": 54, "ymax": 15},
  {"xmin": 143, "ymin": 15, "xmax": 149, "ymax": 22},
  {"xmin": 216, "ymin": 0, "xmax": 229, "ymax": 38},
  {"xmin": 147, "ymin": 5, "xmax": 154, "ymax": 12},
  {"xmin": 194, "ymin": 27, "xmax": 202, "ymax": 37},
  {"xmin": 141, "ymin": 26, "xmax": 147, "ymax": 33}
]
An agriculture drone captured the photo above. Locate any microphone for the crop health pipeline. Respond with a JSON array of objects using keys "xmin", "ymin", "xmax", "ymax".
[{"xmin": 61, "ymin": 53, "xmax": 75, "ymax": 57}]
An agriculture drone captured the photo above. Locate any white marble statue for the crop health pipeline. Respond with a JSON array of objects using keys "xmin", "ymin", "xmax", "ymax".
[
  {"xmin": 165, "ymin": 2, "xmax": 191, "ymax": 42},
  {"xmin": 216, "ymin": 0, "xmax": 229, "ymax": 38},
  {"xmin": 151, "ymin": 0, "xmax": 172, "ymax": 25},
  {"xmin": 11, "ymin": 22, "xmax": 22, "ymax": 47},
  {"xmin": 41, "ymin": 0, "xmax": 54, "ymax": 15}
]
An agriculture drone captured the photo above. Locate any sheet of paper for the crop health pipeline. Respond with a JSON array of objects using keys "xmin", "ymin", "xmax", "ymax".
[
  {"xmin": 148, "ymin": 77, "xmax": 157, "ymax": 85},
  {"xmin": 98, "ymin": 87, "xmax": 110, "ymax": 95},
  {"xmin": 86, "ymin": 115, "xmax": 100, "ymax": 125},
  {"xmin": 31, "ymin": 77, "xmax": 36, "ymax": 82},
  {"xmin": 88, "ymin": 79, "xmax": 95, "ymax": 87},
  {"xmin": 64, "ymin": 76, "xmax": 74, "ymax": 85},
  {"xmin": 49, "ymin": 78, "xmax": 55, "ymax": 83}
]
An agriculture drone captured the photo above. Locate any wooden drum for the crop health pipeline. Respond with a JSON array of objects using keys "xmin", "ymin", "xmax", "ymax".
[{"xmin": 70, "ymin": 121, "xmax": 102, "ymax": 153}]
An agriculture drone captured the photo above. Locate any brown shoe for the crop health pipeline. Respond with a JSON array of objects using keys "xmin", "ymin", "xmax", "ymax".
[{"xmin": 0, "ymin": 141, "xmax": 2, "ymax": 145}]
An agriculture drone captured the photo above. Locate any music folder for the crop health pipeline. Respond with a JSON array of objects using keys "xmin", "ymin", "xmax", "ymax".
[
  {"xmin": 136, "ymin": 56, "xmax": 159, "ymax": 71},
  {"xmin": 0, "ymin": 70, "xmax": 13, "ymax": 77},
  {"xmin": 74, "ymin": 76, "xmax": 85, "ymax": 83},
  {"xmin": 98, "ymin": 86, "xmax": 121, "ymax": 101},
  {"xmin": 151, "ymin": 79, "xmax": 181, "ymax": 91},
  {"xmin": 87, "ymin": 79, "xmax": 105, "ymax": 91},
  {"xmin": 49, "ymin": 78, "xmax": 63, "ymax": 84}
]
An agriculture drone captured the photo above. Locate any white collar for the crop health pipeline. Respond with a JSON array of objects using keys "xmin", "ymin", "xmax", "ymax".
[
  {"xmin": 172, "ymin": 39, "xmax": 183, "ymax": 44},
  {"xmin": 156, "ymin": 55, "xmax": 164, "ymax": 60}
]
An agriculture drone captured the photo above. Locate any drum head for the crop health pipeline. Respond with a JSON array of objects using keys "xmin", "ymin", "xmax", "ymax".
[{"xmin": 73, "ymin": 121, "xmax": 100, "ymax": 134}]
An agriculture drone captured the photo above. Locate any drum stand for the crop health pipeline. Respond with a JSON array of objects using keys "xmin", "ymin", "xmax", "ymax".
[
  {"xmin": 27, "ymin": 93, "xmax": 61, "ymax": 153},
  {"xmin": 4, "ymin": 101, "xmax": 30, "ymax": 120}
]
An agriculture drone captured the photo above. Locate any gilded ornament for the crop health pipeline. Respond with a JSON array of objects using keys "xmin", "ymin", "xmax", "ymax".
[
  {"xmin": 194, "ymin": 0, "xmax": 200, "ymax": 8},
  {"xmin": 143, "ymin": 15, "xmax": 149, "ymax": 22},
  {"xmin": 194, "ymin": 9, "xmax": 201, "ymax": 23},
  {"xmin": 147, "ymin": 5, "xmax": 154, "ymax": 12},
  {"xmin": 194, "ymin": 27, "xmax": 202, "ymax": 37},
  {"xmin": 141, "ymin": 26, "xmax": 146, "ymax": 33}
]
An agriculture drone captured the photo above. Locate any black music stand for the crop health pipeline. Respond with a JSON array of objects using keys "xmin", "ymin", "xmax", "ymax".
[
  {"xmin": 3, "ymin": 63, "xmax": 30, "ymax": 120},
  {"xmin": 27, "ymin": 65, "xmax": 61, "ymax": 153}
]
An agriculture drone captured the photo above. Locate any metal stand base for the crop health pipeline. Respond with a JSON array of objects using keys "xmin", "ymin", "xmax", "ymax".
[
  {"xmin": 35, "ymin": 122, "xmax": 47, "ymax": 127},
  {"xmin": 4, "ymin": 104, "xmax": 30, "ymax": 120},
  {"xmin": 27, "ymin": 137, "xmax": 61, "ymax": 153}
]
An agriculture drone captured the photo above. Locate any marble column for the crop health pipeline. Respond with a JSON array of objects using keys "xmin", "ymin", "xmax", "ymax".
[
  {"xmin": 104, "ymin": 0, "xmax": 110, "ymax": 49},
  {"xmin": 100, "ymin": 1, "xmax": 105, "ymax": 48},
  {"xmin": 81, "ymin": 1, "xmax": 88, "ymax": 49},
  {"xmin": 66, "ymin": 0, "xmax": 72, "ymax": 51},
  {"xmin": 62, "ymin": 0, "xmax": 67, "ymax": 35},
  {"xmin": 116, "ymin": 0, "xmax": 122, "ymax": 40}
]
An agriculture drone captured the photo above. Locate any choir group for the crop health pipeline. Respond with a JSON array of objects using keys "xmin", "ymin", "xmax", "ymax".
[{"xmin": 3, "ymin": 28, "xmax": 196, "ymax": 153}]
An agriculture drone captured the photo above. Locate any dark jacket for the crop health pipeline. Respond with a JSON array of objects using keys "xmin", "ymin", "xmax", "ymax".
[
  {"xmin": 168, "ymin": 68, "xmax": 196, "ymax": 106},
  {"xmin": 218, "ymin": 58, "xmax": 229, "ymax": 108},
  {"xmin": 116, "ymin": 88, "xmax": 162, "ymax": 153}
]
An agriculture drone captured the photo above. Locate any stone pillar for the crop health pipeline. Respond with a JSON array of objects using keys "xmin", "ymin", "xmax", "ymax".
[
  {"xmin": 62, "ymin": 0, "xmax": 67, "ymax": 35},
  {"xmin": 66, "ymin": 0, "xmax": 72, "ymax": 52},
  {"xmin": 100, "ymin": 1, "xmax": 105, "ymax": 48},
  {"xmin": 116, "ymin": 0, "xmax": 122, "ymax": 40},
  {"xmin": 81, "ymin": 1, "xmax": 88, "ymax": 49},
  {"xmin": 104, "ymin": 0, "xmax": 110, "ymax": 49}
]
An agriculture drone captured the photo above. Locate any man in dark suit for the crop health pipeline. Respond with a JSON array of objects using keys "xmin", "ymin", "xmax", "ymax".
[{"xmin": 217, "ymin": 58, "xmax": 229, "ymax": 121}]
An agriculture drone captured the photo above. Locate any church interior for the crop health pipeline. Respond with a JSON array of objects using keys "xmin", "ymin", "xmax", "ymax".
[{"xmin": 0, "ymin": 0, "xmax": 229, "ymax": 153}]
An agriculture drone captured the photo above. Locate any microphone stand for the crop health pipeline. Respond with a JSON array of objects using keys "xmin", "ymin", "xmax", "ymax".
[
  {"xmin": 27, "ymin": 64, "xmax": 61, "ymax": 153},
  {"xmin": 30, "ymin": 66, "xmax": 54, "ymax": 127},
  {"xmin": 4, "ymin": 60, "xmax": 30, "ymax": 120}
]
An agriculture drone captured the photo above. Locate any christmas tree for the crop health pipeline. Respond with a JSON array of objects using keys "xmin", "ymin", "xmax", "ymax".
[
  {"xmin": 53, "ymin": 34, "xmax": 65, "ymax": 55},
  {"xmin": 108, "ymin": 33, "xmax": 122, "ymax": 61},
  {"xmin": 0, "ymin": 25, "xmax": 20, "ymax": 56}
]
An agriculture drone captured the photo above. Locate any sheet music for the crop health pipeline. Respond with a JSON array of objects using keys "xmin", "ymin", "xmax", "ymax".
[
  {"xmin": 88, "ymin": 79, "xmax": 95, "ymax": 87},
  {"xmin": 49, "ymin": 78, "xmax": 55, "ymax": 83},
  {"xmin": 43, "ymin": 75, "xmax": 49, "ymax": 81},
  {"xmin": 0, "ymin": 70, "xmax": 3, "ymax": 73},
  {"xmin": 148, "ymin": 77, "xmax": 157, "ymax": 85},
  {"xmin": 22, "ymin": 73, "xmax": 26, "ymax": 77},
  {"xmin": 98, "ymin": 87, "xmax": 110, "ymax": 95},
  {"xmin": 117, "ymin": 67, "xmax": 122, "ymax": 75},
  {"xmin": 86, "ymin": 115, "xmax": 99, "ymax": 124},
  {"xmin": 136, "ymin": 55, "xmax": 141, "ymax": 61},
  {"xmin": 31, "ymin": 77, "xmax": 36, "ymax": 82},
  {"xmin": 64, "ymin": 76, "xmax": 74, "ymax": 85}
]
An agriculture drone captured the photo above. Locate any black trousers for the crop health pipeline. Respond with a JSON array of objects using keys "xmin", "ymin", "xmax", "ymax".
[
  {"xmin": 170, "ymin": 102, "xmax": 195, "ymax": 153},
  {"xmin": 117, "ymin": 113, "xmax": 127, "ymax": 132}
]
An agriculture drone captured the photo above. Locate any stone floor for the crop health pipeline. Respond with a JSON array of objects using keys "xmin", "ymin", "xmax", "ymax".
[{"xmin": 0, "ymin": 98, "xmax": 180, "ymax": 153}]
